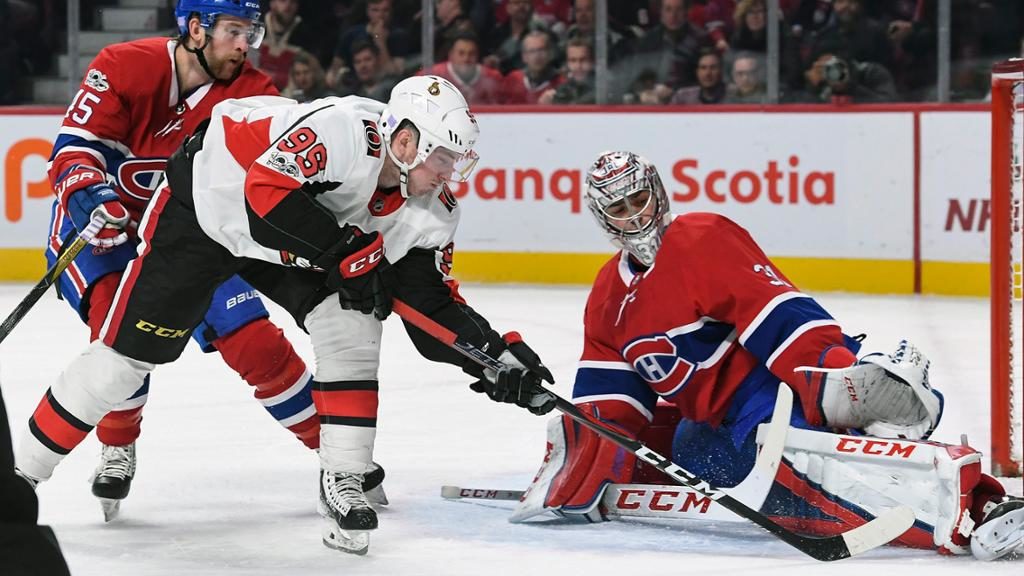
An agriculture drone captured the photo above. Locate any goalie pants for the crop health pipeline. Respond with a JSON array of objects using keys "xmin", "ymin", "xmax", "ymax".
[{"xmin": 43, "ymin": 199, "xmax": 318, "ymax": 450}]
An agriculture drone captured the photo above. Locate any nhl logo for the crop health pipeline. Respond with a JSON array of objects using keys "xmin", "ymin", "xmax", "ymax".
[{"xmin": 372, "ymin": 197, "xmax": 385, "ymax": 213}]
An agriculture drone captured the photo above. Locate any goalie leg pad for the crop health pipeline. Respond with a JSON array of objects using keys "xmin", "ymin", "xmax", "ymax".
[{"xmin": 755, "ymin": 425, "xmax": 989, "ymax": 554}]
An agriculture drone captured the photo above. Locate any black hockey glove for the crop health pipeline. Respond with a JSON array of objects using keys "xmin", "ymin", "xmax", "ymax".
[
  {"xmin": 322, "ymin": 226, "xmax": 396, "ymax": 320},
  {"xmin": 470, "ymin": 332, "xmax": 556, "ymax": 415}
]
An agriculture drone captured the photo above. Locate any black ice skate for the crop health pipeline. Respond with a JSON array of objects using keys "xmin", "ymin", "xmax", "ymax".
[
  {"xmin": 90, "ymin": 442, "xmax": 136, "ymax": 522},
  {"xmin": 318, "ymin": 469, "xmax": 378, "ymax": 555},
  {"xmin": 364, "ymin": 462, "xmax": 388, "ymax": 506}
]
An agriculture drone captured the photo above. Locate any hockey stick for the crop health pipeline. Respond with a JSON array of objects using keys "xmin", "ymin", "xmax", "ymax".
[
  {"xmin": 0, "ymin": 214, "xmax": 106, "ymax": 346},
  {"xmin": 442, "ymin": 383, "xmax": 794, "ymax": 523},
  {"xmin": 392, "ymin": 298, "xmax": 915, "ymax": 561}
]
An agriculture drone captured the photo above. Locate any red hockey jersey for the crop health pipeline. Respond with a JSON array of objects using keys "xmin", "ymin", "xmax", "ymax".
[
  {"xmin": 48, "ymin": 37, "xmax": 277, "ymax": 221},
  {"xmin": 574, "ymin": 213, "xmax": 850, "ymax": 435}
]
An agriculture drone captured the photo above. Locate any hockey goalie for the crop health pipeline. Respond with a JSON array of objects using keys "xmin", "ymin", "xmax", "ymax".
[{"xmin": 510, "ymin": 151, "xmax": 1024, "ymax": 560}]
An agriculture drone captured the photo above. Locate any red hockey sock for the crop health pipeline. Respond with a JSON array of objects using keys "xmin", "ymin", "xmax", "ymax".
[
  {"xmin": 214, "ymin": 318, "xmax": 319, "ymax": 449},
  {"xmin": 96, "ymin": 407, "xmax": 144, "ymax": 446}
]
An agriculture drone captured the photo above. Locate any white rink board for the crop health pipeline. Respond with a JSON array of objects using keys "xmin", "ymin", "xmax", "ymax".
[
  {"xmin": 455, "ymin": 112, "xmax": 915, "ymax": 258},
  {"xmin": 920, "ymin": 111, "xmax": 990, "ymax": 263},
  {"xmin": 0, "ymin": 109, "xmax": 992, "ymax": 265}
]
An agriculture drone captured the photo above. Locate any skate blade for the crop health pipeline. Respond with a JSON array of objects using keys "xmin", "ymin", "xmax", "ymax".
[
  {"xmin": 366, "ymin": 485, "xmax": 389, "ymax": 507},
  {"xmin": 98, "ymin": 497, "xmax": 121, "ymax": 522},
  {"xmin": 322, "ymin": 523, "xmax": 370, "ymax": 555}
]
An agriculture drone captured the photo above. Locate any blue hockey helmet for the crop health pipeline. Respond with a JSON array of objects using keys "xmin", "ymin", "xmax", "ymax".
[{"xmin": 175, "ymin": 0, "xmax": 262, "ymax": 36}]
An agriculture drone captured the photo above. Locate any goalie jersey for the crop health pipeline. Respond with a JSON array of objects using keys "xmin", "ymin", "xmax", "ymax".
[
  {"xmin": 48, "ymin": 37, "xmax": 276, "ymax": 221},
  {"xmin": 575, "ymin": 213, "xmax": 853, "ymax": 441}
]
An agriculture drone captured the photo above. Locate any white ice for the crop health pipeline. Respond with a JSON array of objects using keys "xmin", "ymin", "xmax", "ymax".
[{"xmin": 0, "ymin": 283, "xmax": 1021, "ymax": 575}]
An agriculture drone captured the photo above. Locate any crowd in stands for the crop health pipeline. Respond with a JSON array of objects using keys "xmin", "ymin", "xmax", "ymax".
[{"xmin": 1, "ymin": 0, "xmax": 1022, "ymax": 105}]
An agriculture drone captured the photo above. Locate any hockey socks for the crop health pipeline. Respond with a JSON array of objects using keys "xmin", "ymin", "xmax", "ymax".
[{"xmin": 213, "ymin": 318, "xmax": 319, "ymax": 449}]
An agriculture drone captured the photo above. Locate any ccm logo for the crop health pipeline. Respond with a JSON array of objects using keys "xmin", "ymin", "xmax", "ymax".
[
  {"xmin": 836, "ymin": 438, "xmax": 917, "ymax": 458},
  {"xmin": 346, "ymin": 247, "xmax": 384, "ymax": 276},
  {"xmin": 614, "ymin": 489, "xmax": 713, "ymax": 513},
  {"xmin": 135, "ymin": 320, "xmax": 188, "ymax": 339},
  {"xmin": 459, "ymin": 489, "xmax": 500, "ymax": 498}
]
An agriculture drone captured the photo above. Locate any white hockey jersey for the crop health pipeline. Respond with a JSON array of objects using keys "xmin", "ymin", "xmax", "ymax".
[{"xmin": 190, "ymin": 95, "xmax": 461, "ymax": 269}]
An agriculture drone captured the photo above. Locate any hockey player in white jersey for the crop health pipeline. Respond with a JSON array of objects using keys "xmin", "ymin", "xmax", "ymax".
[{"xmin": 15, "ymin": 76, "xmax": 555, "ymax": 555}]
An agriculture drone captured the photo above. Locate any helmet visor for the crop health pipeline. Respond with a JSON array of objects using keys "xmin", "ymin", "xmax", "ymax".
[
  {"xmin": 209, "ymin": 19, "xmax": 266, "ymax": 49},
  {"xmin": 423, "ymin": 147, "xmax": 480, "ymax": 183}
]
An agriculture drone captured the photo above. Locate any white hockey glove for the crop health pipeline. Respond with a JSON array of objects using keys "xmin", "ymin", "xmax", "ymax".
[{"xmin": 798, "ymin": 340, "xmax": 942, "ymax": 439}]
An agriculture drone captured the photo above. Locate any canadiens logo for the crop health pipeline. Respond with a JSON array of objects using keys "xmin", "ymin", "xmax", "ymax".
[
  {"xmin": 438, "ymin": 183, "xmax": 457, "ymax": 213},
  {"xmin": 589, "ymin": 152, "xmax": 637, "ymax": 187},
  {"xmin": 622, "ymin": 335, "xmax": 695, "ymax": 396},
  {"xmin": 362, "ymin": 119, "xmax": 382, "ymax": 158},
  {"xmin": 85, "ymin": 69, "xmax": 109, "ymax": 92}
]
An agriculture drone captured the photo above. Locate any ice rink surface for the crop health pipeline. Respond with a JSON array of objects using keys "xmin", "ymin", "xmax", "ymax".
[{"xmin": 0, "ymin": 282, "xmax": 1021, "ymax": 575}]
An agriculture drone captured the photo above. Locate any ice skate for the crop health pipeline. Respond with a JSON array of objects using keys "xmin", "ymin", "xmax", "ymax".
[
  {"xmin": 318, "ymin": 469, "xmax": 378, "ymax": 555},
  {"xmin": 364, "ymin": 462, "xmax": 388, "ymax": 506},
  {"xmin": 90, "ymin": 443, "xmax": 136, "ymax": 522},
  {"xmin": 971, "ymin": 496, "xmax": 1024, "ymax": 560}
]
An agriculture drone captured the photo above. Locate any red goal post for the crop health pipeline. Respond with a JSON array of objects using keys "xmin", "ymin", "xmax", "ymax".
[{"xmin": 990, "ymin": 58, "xmax": 1024, "ymax": 478}]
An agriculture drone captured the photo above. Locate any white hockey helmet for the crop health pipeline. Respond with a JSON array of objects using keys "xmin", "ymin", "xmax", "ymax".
[
  {"xmin": 585, "ymin": 151, "xmax": 672, "ymax": 267},
  {"xmin": 380, "ymin": 75, "xmax": 480, "ymax": 197}
]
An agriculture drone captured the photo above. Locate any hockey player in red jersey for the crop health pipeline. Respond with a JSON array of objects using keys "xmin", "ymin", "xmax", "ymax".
[
  {"xmin": 513, "ymin": 151, "xmax": 1024, "ymax": 560},
  {"xmin": 15, "ymin": 0, "xmax": 327, "ymax": 521},
  {"xmin": 15, "ymin": 75, "xmax": 554, "ymax": 555}
]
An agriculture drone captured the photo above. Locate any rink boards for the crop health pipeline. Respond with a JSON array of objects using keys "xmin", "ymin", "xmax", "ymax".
[{"xmin": 0, "ymin": 105, "xmax": 992, "ymax": 295}]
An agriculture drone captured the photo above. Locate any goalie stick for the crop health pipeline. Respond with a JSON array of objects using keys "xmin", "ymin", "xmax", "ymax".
[
  {"xmin": 392, "ymin": 298, "xmax": 915, "ymax": 562},
  {"xmin": 0, "ymin": 214, "xmax": 106, "ymax": 346},
  {"xmin": 442, "ymin": 382, "xmax": 794, "ymax": 523}
]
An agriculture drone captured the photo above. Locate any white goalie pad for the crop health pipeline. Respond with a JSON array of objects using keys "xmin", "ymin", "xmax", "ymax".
[
  {"xmin": 755, "ymin": 425, "xmax": 981, "ymax": 553},
  {"xmin": 509, "ymin": 385, "xmax": 793, "ymax": 524}
]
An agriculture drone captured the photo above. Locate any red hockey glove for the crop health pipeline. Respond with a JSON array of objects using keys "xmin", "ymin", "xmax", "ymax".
[{"xmin": 57, "ymin": 165, "xmax": 129, "ymax": 248}]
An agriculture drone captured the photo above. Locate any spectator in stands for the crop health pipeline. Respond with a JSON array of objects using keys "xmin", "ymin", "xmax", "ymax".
[
  {"xmin": 283, "ymin": 49, "xmax": 336, "ymax": 102},
  {"xmin": 434, "ymin": 0, "xmax": 475, "ymax": 61},
  {"xmin": 730, "ymin": 0, "xmax": 803, "ymax": 91},
  {"xmin": 504, "ymin": 30, "xmax": 564, "ymax": 104},
  {"xmin": 493, "ymin": 0, "xmax": 572, "ymax": 32},
  {"xmin": 629, "ymin": 0, "xmax": 712, "ymax": 90},
  {"xmin": 336, "ymin": 40, "xmax": 399, "ymax": 101},
  {"xmin": 258, "ymin": 0, "xmax": 321, "ymax": 90},
  {"xmin": 800, "ymin": 51, "xmax": 897, "ymax": 103},
  {"xmin": 486, "ymin": 0, "xmax": 549, "ymax": 74},
  {"xmin": 0, "ymin": 0, "xmax": 20, "ymax": 104},
  {"xmin": 425, "ymin": 31, "xmax": 504, "ymax": 105},
  {"xmin": 670, "ymin": 49, "xmax": 726, "ymax": 104},
  {"xmin": 686, "ymin": 0, "xmax": 736, "ymax": 52},
  {"xmin": 539, "ymin": 36, "xmax": 595, "ymax": 104},
  {"xmin": 723, "ymin": 51, "xmax": 766, "ymax": 103},
  {"xmin": 330, "ymin": 0, "xmax": 411, "ymax": 87},
  {"xmin": 561, "ymin": 0, "xmax": 633, "ymax": 64},
  {"xmin": 807, "ymin": 0, "xmax": 891, "ymax": 69}
]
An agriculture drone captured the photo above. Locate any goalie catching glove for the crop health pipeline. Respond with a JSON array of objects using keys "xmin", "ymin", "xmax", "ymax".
[
  {"xmin": 470, "ymin": 332, "xmax": 556, "ymax": 415},
  {"xmin": 799, "ymin": 339, "xmax": 943, "ymax": 439},
  {"xmin": 319, "ymin": 225, "xmax": 396, "ymax": 320}
]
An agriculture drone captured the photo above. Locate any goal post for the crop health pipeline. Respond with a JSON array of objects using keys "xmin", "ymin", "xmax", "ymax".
[{"xmin": 990, "ymin": 58, "xmax": 1024, "ymax": 478}]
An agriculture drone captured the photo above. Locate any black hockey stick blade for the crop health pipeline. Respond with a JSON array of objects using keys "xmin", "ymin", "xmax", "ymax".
[
  {"xmin": 392, "ymin": 298, "xmax": 915, "ymax": 562},
  {"xmin": 0, "ymin": 215, "xmax": 105, "ymax": 346}
]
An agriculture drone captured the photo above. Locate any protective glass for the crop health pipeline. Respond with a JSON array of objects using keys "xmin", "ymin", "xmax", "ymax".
[
  {"xmin": 208, "ymin": 19, "xmax": 266, "ymax": 49},
  {"xmin": 422, "ymin": 147, "xmax": 480, "ymax": 183}
]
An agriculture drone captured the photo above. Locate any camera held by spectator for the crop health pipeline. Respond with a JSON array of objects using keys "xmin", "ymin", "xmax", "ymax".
[{"xmin": 804, "ymin": 52, "xmax": 896, "ymax": 103}]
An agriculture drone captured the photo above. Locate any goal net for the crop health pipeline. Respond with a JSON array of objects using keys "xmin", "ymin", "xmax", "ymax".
[{"xmin": 990, "ymin": 58, "xmax": 1024, "ymax": 477}]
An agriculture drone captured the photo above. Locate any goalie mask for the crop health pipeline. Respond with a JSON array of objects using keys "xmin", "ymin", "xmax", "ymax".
[
  {"xmin": 379, "ymin": 75, "xmax": 480, "ymax": 198},
  {"xmin": 585, "ymin": 151, "xmax": 671, "ymax": 267}
]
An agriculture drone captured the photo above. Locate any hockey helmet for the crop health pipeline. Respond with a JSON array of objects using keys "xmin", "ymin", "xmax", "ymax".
[
  {"xmin": 380, "ymin": 75, "xmax": 480, "ymax": 197},
  {"xmin": 175, "ymin": 0, "xmax": 265, "ymax": 48},
  {"xmin": 585, "ymin": 151, "xmax": 672, "ymax": 267}
]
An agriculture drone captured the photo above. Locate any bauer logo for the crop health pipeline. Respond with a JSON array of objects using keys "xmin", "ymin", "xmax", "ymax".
[{"xmin": 226, "ymin": 290, "xmax": 260, "ymax": 310}]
